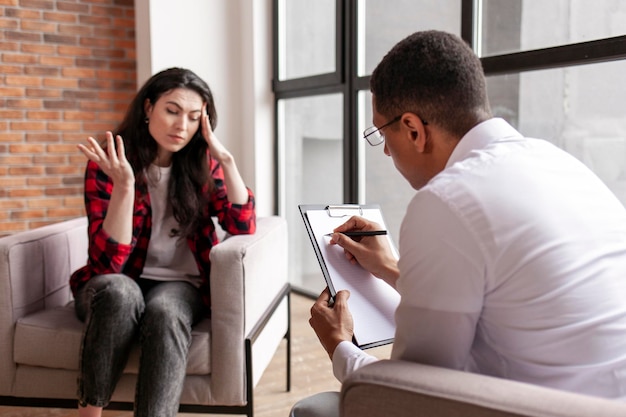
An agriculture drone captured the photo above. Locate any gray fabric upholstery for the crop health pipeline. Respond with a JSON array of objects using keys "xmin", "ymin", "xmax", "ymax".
[
  {"xmin": 290, "ymin": 392, "xmax": 340, "ymax": 417},
  {"xmin": 14, "ymin": 305, "xmax": 211, "ymax": 374},
  {"xmin": 0, "ymin": 216, "xmax": 289, "ymax": 412},
  {"xmin": 341, "ymin": 360, "xmax": 626, "ymax": 417}
]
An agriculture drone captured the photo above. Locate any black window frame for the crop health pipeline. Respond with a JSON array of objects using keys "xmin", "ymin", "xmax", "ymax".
[{"xmin": 272, "ymin": 0, "xmax": 626, "ymax": 211}]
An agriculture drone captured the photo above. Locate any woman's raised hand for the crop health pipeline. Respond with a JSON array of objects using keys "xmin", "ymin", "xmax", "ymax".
[
  {"xmin": 77, "ymin": 131, "xmax": 135, "ymax": 189},
  {"xmin": 200, "ymin": 105, "xmax": 233, "ymax": 164},
  {"xmin": 200, "ymin": 104, "xmax": 249, "ymax": 204}
]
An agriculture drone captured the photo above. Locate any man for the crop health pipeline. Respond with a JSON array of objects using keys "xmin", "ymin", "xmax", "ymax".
[{"xmin": 291, "ymin": 30, "xmax": 626, "ymax": 416}]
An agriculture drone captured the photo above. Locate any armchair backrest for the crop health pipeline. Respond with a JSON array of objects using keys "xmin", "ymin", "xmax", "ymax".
[{"xmin": 0, "ymin": 217, "xmax": 88, "ymax": 320}]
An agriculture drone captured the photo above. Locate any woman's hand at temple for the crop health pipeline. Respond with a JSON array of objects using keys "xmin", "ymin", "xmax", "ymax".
[{"xmin": 200, "ymin": 105, "xmax": 249, "ymax": 204}]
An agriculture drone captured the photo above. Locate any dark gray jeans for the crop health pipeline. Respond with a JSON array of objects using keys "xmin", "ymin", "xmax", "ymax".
[{"xmin": 75, "ymin": 274, "xmax": 206, "ymax": 417}]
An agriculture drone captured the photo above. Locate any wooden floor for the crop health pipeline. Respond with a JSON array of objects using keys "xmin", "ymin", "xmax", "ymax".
[{"xmin": 0, "ymin": 292, "xmax": 392, "ymax": 417}]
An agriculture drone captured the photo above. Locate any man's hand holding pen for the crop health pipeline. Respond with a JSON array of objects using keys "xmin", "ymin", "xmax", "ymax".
[{"xmin": 328, "ymin": 215, "xmax": 400, "ymax": 289}]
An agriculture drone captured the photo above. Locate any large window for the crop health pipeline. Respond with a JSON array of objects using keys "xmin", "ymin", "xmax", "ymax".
[
  {"xmin": 278, "ymin": 94, "xmax": 344, "ymax": 292},
  {"xmin": 277, "ymin": 0, "xmax": 337, "ymax": 80},
  {"xmin": 479, "ymin": 0, "xmax": 626, "ymax": 56},
  {"xmin": 274, "ymin": 0, "xmax": 626, "ymax": 295}
]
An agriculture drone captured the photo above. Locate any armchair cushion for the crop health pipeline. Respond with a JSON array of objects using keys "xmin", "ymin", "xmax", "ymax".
[{"xmin": 14, "ymin": 305, "xmax": 211, "ymax": 374}]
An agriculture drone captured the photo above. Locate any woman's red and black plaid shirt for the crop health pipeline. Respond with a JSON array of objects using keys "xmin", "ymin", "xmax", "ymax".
[{"xmin": 69, "ymin": 156, "xmax": 256, "ymax": 308}]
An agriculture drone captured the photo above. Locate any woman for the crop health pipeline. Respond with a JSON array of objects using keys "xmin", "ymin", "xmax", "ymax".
[{"xmin": 70, "ymin": 67, "xmax": 256, "ymax": 417}]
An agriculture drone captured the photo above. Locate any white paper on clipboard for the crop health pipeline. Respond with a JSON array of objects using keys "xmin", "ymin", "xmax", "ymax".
[{"xmin": 299, "ymin": 204, "xmax": 400, "ymax": 349}]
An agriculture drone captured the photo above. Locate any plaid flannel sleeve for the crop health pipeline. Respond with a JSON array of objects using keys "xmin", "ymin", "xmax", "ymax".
[
  {"xmin": 208, "ymin": 157, "xmax": 256, "ymax": 236},
  {"xmin": 83, "ymin": 160, "xmax": 135, "ymax": 274}
]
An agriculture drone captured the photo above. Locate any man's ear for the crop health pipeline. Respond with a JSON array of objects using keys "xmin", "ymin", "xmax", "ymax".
[{"xmin": 400, "ymin": 113, "xmax": 427, "ymax": 152}]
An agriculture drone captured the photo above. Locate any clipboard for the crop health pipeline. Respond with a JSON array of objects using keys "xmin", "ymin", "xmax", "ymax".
[{"xmin": 299, "ymin": 204, "xmax": 401, "ymax": 349}]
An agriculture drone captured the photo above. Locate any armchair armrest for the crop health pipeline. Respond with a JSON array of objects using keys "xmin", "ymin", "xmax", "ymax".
[
  {"xmin": 0, "ymin": 217, "xmax": 88, "ymax": 396},
  {"xmin": 341, "ymin": 360, "xmax": 626, "ymax": 417},
  {"xmin": 208, "ymin": 216, "xmax": 288, "ymax": 404}
]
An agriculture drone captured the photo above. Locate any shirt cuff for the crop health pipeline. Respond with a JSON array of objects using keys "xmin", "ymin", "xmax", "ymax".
[{"xmin": 332, "ymin": 341, "xmax": 378, "ymax": 383}]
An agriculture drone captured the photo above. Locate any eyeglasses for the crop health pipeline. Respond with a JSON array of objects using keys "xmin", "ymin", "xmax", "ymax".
[
  {"xmin": 363, "ymin": 113, "xmax": 428, "ymax": 146},
  {"xmin": 363, "ymin": 115, "xmax": 402, "ymax": 146}
]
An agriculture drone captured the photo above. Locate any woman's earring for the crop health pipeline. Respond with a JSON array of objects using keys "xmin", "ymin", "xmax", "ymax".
[{"xmin": 144, "ymin": 117, "xmax": 149, "ymax": 124}]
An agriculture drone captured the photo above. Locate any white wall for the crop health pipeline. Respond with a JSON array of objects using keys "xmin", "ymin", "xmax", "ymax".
[{"xmin": 134, "ymin": 0, "xmax": 275, "ymax": 215}]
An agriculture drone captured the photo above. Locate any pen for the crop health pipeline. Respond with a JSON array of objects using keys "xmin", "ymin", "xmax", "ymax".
[{"xmin": 325, "ymin": 230, "xmax": 388, "ymax": 237}]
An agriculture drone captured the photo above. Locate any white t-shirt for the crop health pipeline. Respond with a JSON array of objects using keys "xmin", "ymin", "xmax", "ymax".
[
  {"xmin": 333, "ymin": 118, "xmax": 626, "ymax": 399},
  {"xmin": 141, "ymin": 164, "xmax": 201, "ymax": 287}
]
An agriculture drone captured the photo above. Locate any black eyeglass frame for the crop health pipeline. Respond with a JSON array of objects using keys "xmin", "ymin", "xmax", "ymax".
[
  {"xmin": 362, "ymin": 115, "xmax": 401, "ymax": 146},
  {"xmin": 362, "ymin": 113, "xmax": 428, "ymax": 146}
]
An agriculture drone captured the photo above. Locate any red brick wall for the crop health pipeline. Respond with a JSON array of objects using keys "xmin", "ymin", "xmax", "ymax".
[{"xmin": 0, "ymin": 0, "xmax": 136, "ymax": 236}]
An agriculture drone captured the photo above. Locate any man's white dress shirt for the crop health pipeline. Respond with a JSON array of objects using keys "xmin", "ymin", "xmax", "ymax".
[{"xmin": 333, "ymin": 118, "xmax": 626, "ymax": 399}]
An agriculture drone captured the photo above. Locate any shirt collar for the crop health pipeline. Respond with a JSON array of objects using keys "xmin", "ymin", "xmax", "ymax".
[{"xmin": 445, "ymin": 118, "xmax": 523, "ymax": 169}]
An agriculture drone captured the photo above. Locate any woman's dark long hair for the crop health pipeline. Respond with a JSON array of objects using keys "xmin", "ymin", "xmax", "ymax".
[{"xmin": 115, "ymin": 67, "xmax": 218, "ymax": 238}]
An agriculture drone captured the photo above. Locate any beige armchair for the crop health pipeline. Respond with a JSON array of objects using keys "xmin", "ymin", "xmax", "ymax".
[
  {"xmin": 0, "ymin": 216, "xmax": 290, "ymax": 417},
  {"xmin": 341, "ymin": 360, "xmax": 626, "ymax": 417}
]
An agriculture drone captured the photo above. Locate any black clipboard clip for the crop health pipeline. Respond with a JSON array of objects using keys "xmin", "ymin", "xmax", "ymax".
[{"xmin": 325, "ymin": 204, "xmax": 363, "ymax": 217}]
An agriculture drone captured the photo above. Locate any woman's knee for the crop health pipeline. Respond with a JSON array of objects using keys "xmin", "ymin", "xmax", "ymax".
[
  {"xmin": 140, "ymin": 285, "xmax": 199, "ymax": 344},
  {"xmin": 142, "ymin": 297, "xmax": 190, "ymax": 335},
  {"xmin": 78, "ymin": 274, "xmax": 144, "ymax": 320}
]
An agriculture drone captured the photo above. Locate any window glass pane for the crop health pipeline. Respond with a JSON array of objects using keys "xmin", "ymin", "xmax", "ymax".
[
  {"xmin": 487, "ymin": 60, "xmax": 626, "ymax": 203},
  {"xmin": 358, "ymin": 91, "xmax": 415, "ymax": 246},
  {"xmin": 359, "ymin": 0, "xmax": 462, "ymax": 76},
  {"xmin": 279, "ymin": 94, "xmax": 343, "ymax": 294},
  {"xmin": 278, "ymin": 0, "xmax": 336, "ymax": 80},
  {"xmin": 481, "ymin": 0, "xmax": 626, "ymax": 56}
]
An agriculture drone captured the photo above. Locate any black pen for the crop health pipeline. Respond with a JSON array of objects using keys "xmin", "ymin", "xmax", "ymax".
[{"xmin": 325, "ymin": 230, "xmax": 387, "ymax": 237}]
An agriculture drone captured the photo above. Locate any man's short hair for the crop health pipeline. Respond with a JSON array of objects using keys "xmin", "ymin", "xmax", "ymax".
[{"xmin": 370, "ymin": 30, "xmax": 491, "ymax": 137}]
